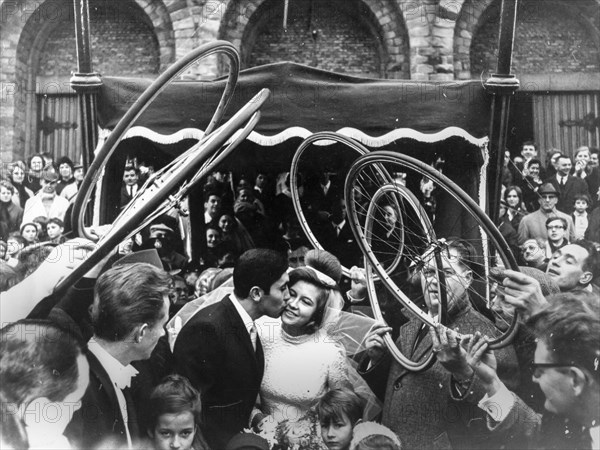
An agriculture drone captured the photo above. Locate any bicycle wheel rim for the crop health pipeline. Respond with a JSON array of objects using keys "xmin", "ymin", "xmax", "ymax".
[
  {"xmin": 362, "ymin": 182, "xmax": 443, "ymax": 371},
  {"xmin": 72, "ymin": 41, "xmax": 239, "ymax": 239},
  {"xmin": 290, "ymin": 132, "xmax": 403, "ymax": 278},
  {"xmin": 346, "ymin": 150, "xmax": 519, "ymax": 350}
]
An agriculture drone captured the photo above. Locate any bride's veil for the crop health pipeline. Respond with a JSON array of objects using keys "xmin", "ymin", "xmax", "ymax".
[{"xmin": 316, "ymin": 287, "xmax": 383, "ymax": 420}]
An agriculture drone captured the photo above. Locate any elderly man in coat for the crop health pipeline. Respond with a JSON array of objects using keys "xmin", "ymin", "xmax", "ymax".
[{"xmin": 359, "ymin": 239, "xmax": 519, "ymax": 450}]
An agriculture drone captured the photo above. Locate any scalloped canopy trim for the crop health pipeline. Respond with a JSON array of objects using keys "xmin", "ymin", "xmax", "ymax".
[{"xmin": 117, "ymin": 125, "xmax": 488, "ymax": 148}]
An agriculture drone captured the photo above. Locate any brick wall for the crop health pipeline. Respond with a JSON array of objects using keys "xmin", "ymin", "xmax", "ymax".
[
  {"xmin": 37, "ymin": 12, "xmax": 160, "ymax": 77},
  {"xmin": 2, "ymin": 0, "xmax": 598, "ymax": 161},
  {"xmin": 246, "ymin": 0, "xmax": 382, "ymax": 78},
  {"xmin": 470, "ymin": 0, "xmax": 599, "ymax": 75},
  {"xmin": 220, "ymin": 0, "xmax": 410, "ymax": 79}
]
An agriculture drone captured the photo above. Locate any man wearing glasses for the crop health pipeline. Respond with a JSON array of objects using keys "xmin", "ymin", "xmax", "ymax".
[
  {"xmin": 519, "ymin": 238, "xmax": 547, "ymax": 271},
  {"xmin": 517, "ymin": 183, "xmax": 575, "ymax": 245},
  {"xmin": 358, "ymin": 240, "xmax": 519, "ymax": 450},
  {"xmin": 545, "ymin": 217, "xmax": 569, "ymax": 255},
  {"xmin": 465, "ymin": 291, "xmax": 599, "ymax": 449}
]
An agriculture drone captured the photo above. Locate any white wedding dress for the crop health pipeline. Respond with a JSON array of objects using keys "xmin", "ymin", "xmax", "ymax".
[{"xmin": 258, "ymin": 319, "xmax": 348, "ymax": 424}]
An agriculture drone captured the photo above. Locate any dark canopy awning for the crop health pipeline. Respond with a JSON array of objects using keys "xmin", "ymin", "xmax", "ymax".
[
  {"xmin": 98, "ymin": 62, "xmax": 491, "ymax": 142},
  {"xmin": 96, "ymin": 63, "xmax": 492, "ymax": 243}
]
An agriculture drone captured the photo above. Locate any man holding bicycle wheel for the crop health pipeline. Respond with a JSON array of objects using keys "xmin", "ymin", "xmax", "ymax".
[{"xmin": 358, "ymin": 239, "xmax": 519, "ymax": 450}]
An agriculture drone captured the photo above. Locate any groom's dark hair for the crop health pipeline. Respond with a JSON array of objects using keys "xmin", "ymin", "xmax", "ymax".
[{"xmin": 233, "ymin": 249, "xmax": 288, "ymax": 298}]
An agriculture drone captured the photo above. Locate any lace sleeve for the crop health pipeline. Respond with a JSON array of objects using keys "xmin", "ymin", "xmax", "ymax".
[{"xmin": 326, "ymin": 343, "xmax": 349, "ymax": 390}]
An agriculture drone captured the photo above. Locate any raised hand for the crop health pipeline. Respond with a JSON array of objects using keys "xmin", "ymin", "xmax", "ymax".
[
  {"xmin": 429, "ymin": 324, "xmax": 473, "ymax": 380},
  {"xmin": 349, "ymin": 265, "xmax": 367, "ymax": 300},
  {"xmin": 493, "ymin": 268, "xmax": 547, "ymax": 318},
  {"xmin": 465, "ymin": 332, "xmax": 501, "ymax": 395},
  {"xmin": 364, "ymin": 321, "xmax": 393, "ymax": 365}
]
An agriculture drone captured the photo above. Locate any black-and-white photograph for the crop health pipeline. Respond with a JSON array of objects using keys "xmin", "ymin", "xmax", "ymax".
[{"xmin": 1, "ymin": 1, "xmax": 599, "ymax": 449}]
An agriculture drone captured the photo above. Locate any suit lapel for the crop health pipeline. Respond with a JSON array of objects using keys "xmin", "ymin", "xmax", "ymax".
[
  {"xmin": 411, "ymin": 322, "xmax": 434, "ymax": 362},
  {"xmin": 222, "ymin": 297, "xmax": 262, "ymax": 369},
  {"xmin": 86, "ymin": 351, "xmax": 124, "ymax": 430}
]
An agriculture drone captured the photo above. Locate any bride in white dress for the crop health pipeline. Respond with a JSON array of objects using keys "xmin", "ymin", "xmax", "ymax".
[{"xmin": 253, "ymin": 250, "xmax": 376, "ymax": 445}]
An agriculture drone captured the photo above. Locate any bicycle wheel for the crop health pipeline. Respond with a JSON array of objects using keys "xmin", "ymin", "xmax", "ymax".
[
  {"xmin": 290, "ymin": 132, "xmax": 403, "ymax": 277},
  {"xmin": 361, "ymin": 181, "xmax": 447, "ymax": 371},
  {"xmin": 345, "ymin": 150, "xmax": 519, "ymax": 355},
  {"xmin": 52, "ymin": 88, "xmax": 270, "ymax": 299},
  {"xmin": 72, "ymin": 41, "xmax": 239, "ymax": 240}
]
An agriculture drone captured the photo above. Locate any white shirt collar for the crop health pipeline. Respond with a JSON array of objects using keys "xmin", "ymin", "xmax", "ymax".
[
  {"xmin": 334, "ymin": 219, "xmax": 346, "ymax": 228},
  {"xmin": 230, "ymin": 293, "xmax": 255, "ymax": 334},
  {"xmin": 88, "ymin": 338, "xmax": 138, "ymax": 389}
]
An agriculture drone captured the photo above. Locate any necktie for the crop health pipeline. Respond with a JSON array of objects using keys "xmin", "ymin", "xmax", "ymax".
[
  {"xmin": 561, "ymin": 177, "xmax": 566, "ymax": 186},
  {"xmin": 249, "ymin": 323, "xmax": 258, "ymax": 352},
  {"xmin": 127, "ymin": 185, "xmax": 132, "ymax": 196}
]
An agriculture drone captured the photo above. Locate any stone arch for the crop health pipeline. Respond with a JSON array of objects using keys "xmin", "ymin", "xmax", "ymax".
[
  {"xmin": 163, "ymin": 0, "xmax": 234, "ymax": 79},
  {"xmin": 132, "ymin": 0, "xmax": 176, "ymax": 71},
  {"xmin": 7, "ymin": 0, "xmax": 174, "ymax": 159},
  {"xmin": 453, "ymin": 0, "xmax": 495, "ymax": 79},
  {"xmin": 396, "ymin": 0, "xmax": 468, "ymax": 80},
  {"xmin": 218, "ymin": 0, "xmax": 409, "ymax": 79}
]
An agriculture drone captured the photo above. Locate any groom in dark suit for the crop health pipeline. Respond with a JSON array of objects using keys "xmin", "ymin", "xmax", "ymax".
[{"xmin": 174, "ymin": 249, "xmax": 290, "ymax": 449}]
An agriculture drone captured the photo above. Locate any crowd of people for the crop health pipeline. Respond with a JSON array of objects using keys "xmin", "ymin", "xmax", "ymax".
[
  {"xmin": 498, "ymin": 144, "xmax": 600, "ymax": 268},
  {"xmin": 0, "ymin": 153, "xmax": 84, "ymax": 276},
  {"xmin": 1, "ymin": 142, "xmax": 599, "ymax": 450}
]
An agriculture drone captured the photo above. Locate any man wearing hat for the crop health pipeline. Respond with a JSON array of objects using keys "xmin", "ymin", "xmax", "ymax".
[
  {"xmin": 517, "ymin": 182, "xmax": 575, "ymax": 245},
  {"xmin": 21, "ymin": 165, "xmax": 70, "ymax": 224},
  {"xmin": 544, "ymin": 154, "xmax": 589, "ymax": 214},
  {"xmin": 142, "ymin": 219, "xmax": 188, "ymax": 272}
]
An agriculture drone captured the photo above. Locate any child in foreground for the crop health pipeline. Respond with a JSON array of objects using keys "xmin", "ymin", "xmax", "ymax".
[
  {"xmin": 317, "ymin": 387, "xmax": 364, "ymax": 450},
  {"xmin": 147, "ymin": 374, "xmax": 210, "ymax": 450}
]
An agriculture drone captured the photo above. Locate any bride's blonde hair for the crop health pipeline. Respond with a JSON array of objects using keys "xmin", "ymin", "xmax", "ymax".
[
  {"xmin": 289, "ymin": 249, "xmax": 342, "ymax": 333},
  {"xmin": 304, "ymin": 249, "xmax": 342, "ymax": 284}
]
